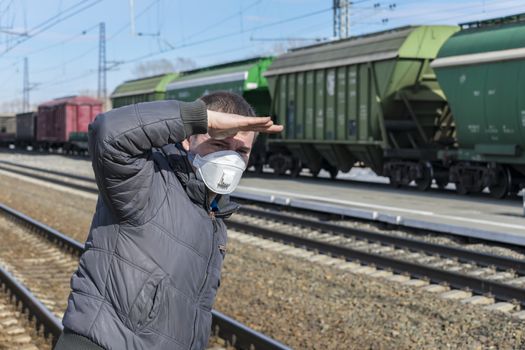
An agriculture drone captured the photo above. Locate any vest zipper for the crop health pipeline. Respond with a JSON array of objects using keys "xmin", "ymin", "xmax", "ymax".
[
  {"xmin": 190, "ymin": 211, "xmax": 217, "ymax": 348},
  {"xmin": 196, "ymin": 211, "xmax": 217, "ymax": 299}
]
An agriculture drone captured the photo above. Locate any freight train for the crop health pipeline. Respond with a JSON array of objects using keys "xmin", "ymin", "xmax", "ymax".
[
  {"xmin": 263, "ymin": 14, "xmax": 525, "ymax": 199},
  {"xmin": 7, "ymin": 96, "xmax": 102, "ymax": 152},
  {"xmin": 6, "ymin": 13, "xmax": 525, "ymax": 198},
  {"xmin": 0, "ymin": 114, "xmax": 16, "ymax": 145},
  {"xmin": 112, "ymin": 57, "xmax": 273, "ymax": 170}
]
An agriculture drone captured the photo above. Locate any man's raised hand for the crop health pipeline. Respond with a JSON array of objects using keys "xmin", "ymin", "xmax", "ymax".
[{"xmin": 207, "ymin": 110, "xmax": 283, "ymax": 139}]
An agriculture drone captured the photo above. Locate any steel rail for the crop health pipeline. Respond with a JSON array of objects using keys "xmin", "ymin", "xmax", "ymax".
[
  {"xmin": 0, "ymin": 203, "xmax": 290, "ymax": 350},
  {"xmin": 0, "ymin": 202, "xmax": 84, "ymax": 253},
  {"xmin": 238, "ymin": 207, "xmax": 525, "ymax": 275},
  {"xmin": 2, "ymin": 162, "xmax": 525, "ymax": 305},
  {"xmin": 3, "ymin": 155, "xmax": 517, "ymax": 201},
  {"xmin": 2, "ymin": 161, "xmax": 524, "ymax": 275},
  {"xmin": 212, "ymin": 310, "xmax": 291, "ymax": 350},
  {"xmin": 1, "ymin": 161, "xmax": 523, "ymax": 249},
  {"xmin": 0, "ymin": 160, "xmax": 95, "ymax": 183},
  {"xmin": 0, "ymin": 164, "xmax": 98, "ymax": 194},
  {"xmin": 227, "ymin": 220, "xmax": 525, "ymax": 307},
  {"xmin": 0, "ymin": 266, "xmax": 63, "ymax": 342}
]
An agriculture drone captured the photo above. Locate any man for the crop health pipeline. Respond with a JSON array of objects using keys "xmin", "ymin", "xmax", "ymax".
[{"xmin": 54, "ymin": 92, "xmax": 283, "ymax": 350}]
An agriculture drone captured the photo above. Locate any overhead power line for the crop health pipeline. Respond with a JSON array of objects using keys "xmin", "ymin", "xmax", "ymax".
[
  {"xmin": 20, "ymin": 23, "xmax": 99, "ymax": 57},
  {"xmin": 30, "ymin": 0, "xmax": 159, "ymax": 76},
  {"xmin": 25, "ymin": 0, "xmax": 525, "ymax": 98},
  {"xmin": 29, "ymin": 6, "xmax": 333, "ymax": 91},
  {"xmin": 345, "ymin": 0, "xmax": 524, "ymax": 33},
  {"xmin": 117, "ymin": 6, "xmax": 334, "ymax": 67},
  {"xmin": 44, "ymin": 69, "xmax": 96, "ymax": 88},
  {"xmin": 250, "ymin": 36, "xmax": 329, "ymax": 42},
  {"xmin": 363, "ymin": 0, "xmax": 523, "ymax": 25},
  {"xmin": 183, "ymin": 0, "xmax": 261, "ymax": 41},
  {"xmin": 0, "ymin": 0, "xmax": 102, "ymax": 57}
]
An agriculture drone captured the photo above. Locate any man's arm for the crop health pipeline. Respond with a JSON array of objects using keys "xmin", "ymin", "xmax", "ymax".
[{"xmin": 88, "ymin": 100, "xmax": 207, "ymax": 223}]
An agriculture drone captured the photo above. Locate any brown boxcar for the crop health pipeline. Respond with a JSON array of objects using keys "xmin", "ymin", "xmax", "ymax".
[
  {"xmin": 36, "ymin": 96, "xmax": 102, "ymax": 144},
  {"xmin": 0, "ymin": 114, "xmax": 16, "ymax": 144}
]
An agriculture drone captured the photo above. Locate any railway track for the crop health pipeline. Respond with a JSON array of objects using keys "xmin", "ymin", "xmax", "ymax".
[
  {"xmin": 1, "ymin": 161, "xmax": 525, "ymax": 313},
  {"xmin": 227, "ymin": 208, "xmax": 525, "ymax": 306},
  {"xmin": 2, "ymin": 149, "xmax": 520, "ymax": 202},
  {"xmin": 0, "ymin": 267, "xmax": 57, "ymax": 350},
  {"xmin": 0, "ymin": 203, "xmax": 291, "ymax": 349}
]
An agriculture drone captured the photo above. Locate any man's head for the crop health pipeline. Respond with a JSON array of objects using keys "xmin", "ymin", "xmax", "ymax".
[{"xmin": 187, "ymin": 91, "xmax": 256, "ymax": 165}]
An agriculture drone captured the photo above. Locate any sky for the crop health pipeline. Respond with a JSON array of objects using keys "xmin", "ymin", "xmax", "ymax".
[{"xmin": 1, "ymin": 0, "xmax": 525, "ymax": 112}]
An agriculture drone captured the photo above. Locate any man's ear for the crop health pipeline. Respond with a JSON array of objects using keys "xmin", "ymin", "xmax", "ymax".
[{"xmin": 182, "ymin": 139, "xmax": 190, "ymax": 151}]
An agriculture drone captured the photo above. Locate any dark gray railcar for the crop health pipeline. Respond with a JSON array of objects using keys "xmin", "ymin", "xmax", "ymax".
[
  {"xmin": 0, "ymin": 114, "xmax": 16, "ymax": 144},
  {"xmin": 15, "ymin": 111, "xmax": 37, "ymax": 145}
]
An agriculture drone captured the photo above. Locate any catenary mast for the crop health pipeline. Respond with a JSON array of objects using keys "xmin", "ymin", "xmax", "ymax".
[{"xmin": 97, "ymin": 22, "xmax": 107, "ymax": 107}]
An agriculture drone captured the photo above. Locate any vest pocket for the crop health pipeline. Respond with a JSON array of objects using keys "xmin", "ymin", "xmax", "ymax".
[{"xmin": 128, "ymin": 268, "xmax": 166, "ymax": 333}]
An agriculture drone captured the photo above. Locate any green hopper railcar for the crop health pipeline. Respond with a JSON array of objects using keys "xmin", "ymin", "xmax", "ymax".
[
  {"xmin": 264, "ymin": 25, "xmax": 459, "ymax": 187},
  {"xmin": 432, "ymin": 14, "xmax": 525, "ymax": 197},
  {"xmin": 165, "ymin": 57, "xmax": 273, "ymax": 170},
  {"xmin": 110, "ymin": 73, "xmax": 179, "ymax": 108}
]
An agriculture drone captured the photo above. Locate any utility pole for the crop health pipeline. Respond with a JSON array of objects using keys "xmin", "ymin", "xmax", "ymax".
[
  {"xmin": 333, "ymin": 0, "xmax": 351, "ymax": 39},
  {"xmin": 98, "ymin": 22, "xmax": 107, "ymax": 107},
  {"xmin": 23, "ymin": 57, "xmax": 29, "ymax": 112},
  {"xmin": 129, "ymin": 0, "xmax": 136, "ymax": 35}
]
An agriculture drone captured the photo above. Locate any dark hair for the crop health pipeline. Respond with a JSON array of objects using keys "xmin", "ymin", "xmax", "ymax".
[{"xmin": 200, "ymin": 91, "xmax": 256, "ymax": 117}]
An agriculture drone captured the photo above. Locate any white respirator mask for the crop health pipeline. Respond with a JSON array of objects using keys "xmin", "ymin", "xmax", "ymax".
[{"xmin": 192, "ymin": 150, "xmax": 247, "ymax": 194}]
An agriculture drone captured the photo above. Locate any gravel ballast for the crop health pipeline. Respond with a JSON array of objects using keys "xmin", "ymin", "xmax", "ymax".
[
  {"xmin": 218, "ymin": 233, "xmax": 524, "ymax": 349},
  {"xmin": 0, "ymin": 173, "xmax": 95, "ymax": 242},
  {"xmin": 0, "ymin": 152, "xmax": 94, "ymax": 177},
  {"xmin": 1, "ymin": 151, "xmax": 524, "ymax": 261},
  {"xmin": 0, "ymin": 290, "xmax": 50, "ymax": 350},
  {"xmin": 0, "ymin": 169, "xmax": 524, "ymax": 348}
]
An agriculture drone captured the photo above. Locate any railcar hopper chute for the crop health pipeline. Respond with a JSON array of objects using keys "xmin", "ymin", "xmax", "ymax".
[
  {"xmin": 264, "ymin": 25, "xmax": 459, "ymax": 185},
  {"xmin": 432, "ymin": 13, "xmax": 525, "ymax": 197}
]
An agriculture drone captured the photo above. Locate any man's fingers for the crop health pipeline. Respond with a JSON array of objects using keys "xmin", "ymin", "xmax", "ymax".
[
  {"xmin": 235, "ymin": 116, "xmax": 272, "ymax": 127},
  {"xmin": 238, "ymin": 119, "xmax": 276, "ymax": 131},
  {"xmin": 209, "ymin": 110, "xmax": 283, "ymax": 134},
  {"xmin": 245, "ymin": 124, "xmax": 284, "ymax": 133},
  {"xmin": 259, "ymin": 124, "xmax": 284, "ymax": 133},
  {"xmin": 240, "ymin": 119, "xmax": 283, "ymax": 133}
]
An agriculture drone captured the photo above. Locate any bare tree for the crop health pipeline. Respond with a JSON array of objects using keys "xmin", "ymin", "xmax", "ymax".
[
  {"xmin": 0, "ymin": 98, "xmax": 23, "ymax": 114},
  {"xmin": 132, "ymin": 59, "xmax": 174, "ymax": 78},
  {"xmin": 269, "ymin": 39, "xmax": 316, "ymax": 55},
  {"xmin": 77, "ymin": 89, "xmax": 98, "ymax": 98},
  {"xmin": 78, "ymin": 88, "xmax": 110, "ymax": 111},
  {"xmin": 131, "ymin": 57, "xmax": 197, "ymax": 78},
  {"xmin": 172, "ymin": 57, "xmax": 197, "ymax": 72}
]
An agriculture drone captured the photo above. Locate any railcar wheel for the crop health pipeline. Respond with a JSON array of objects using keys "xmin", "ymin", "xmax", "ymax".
[
  {"xmin": 327, "ymin": 166, "xmax": 338, "ymax": 179},
  {"xmin": 455, "ymin": 181, "xmax": 469, "ymax": 195},
  {"xmin": 389, "ymin": 176, "xmax": 402, "ymax": 188},
  {"xmin": 290, "ymin": 160, "xmax": 302, "ymax": 178},
  {"xmin": 470, "ymin": 183, "xmax": 484, "ymax": 194},
  {"xmin": 435, "ymin": 176, "xmax": 449, "ymax": 190},
  {"xmin": 489, "ymin": 165, "xmax": 511, "ymax": 199},
  {"xmin": 268, "ymin": 154, "xmax": 290, "ymax": 176},
  {"xmin": 415, "ymin": 164, "xmax": 432, "ymax": 191},
  {"xmin": 273, "ymin": 164, "xmax": 287, "ymax": 176},
  {"xmin": 254, "ymin": 163, "xmax": 263, "ymax": 174}
]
